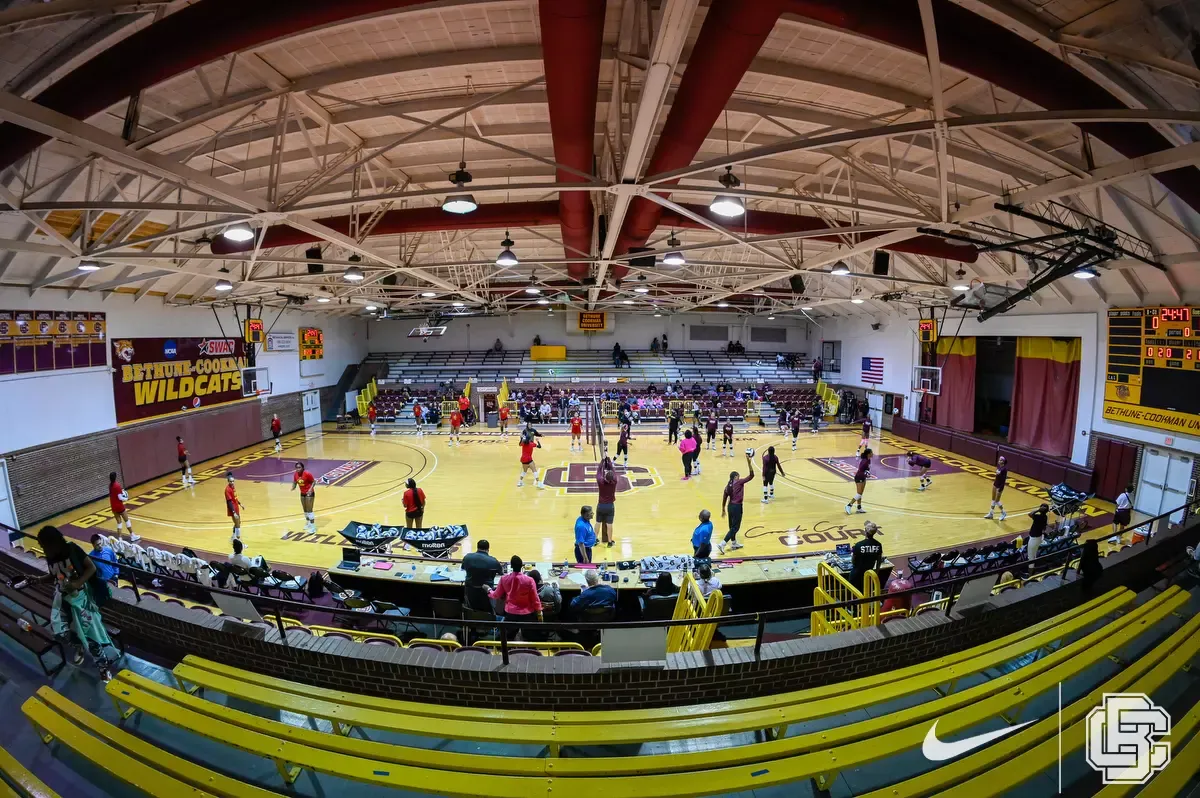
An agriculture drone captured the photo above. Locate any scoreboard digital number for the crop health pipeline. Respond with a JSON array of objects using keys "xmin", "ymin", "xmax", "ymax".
[
  {"xmin": 299, "ymin": 327, "xmax": 324, "ymax": 361},
  {"xmin": 918, "ymin": 318, "xmax": 938, "ymax": 343},
  {"xmin": 243, "ymin": 318, "xmax": 264, "ymax": 344},
  {"xmin": 1104, "ymin": 307, "xmax": 1200, "ymax": 435}
]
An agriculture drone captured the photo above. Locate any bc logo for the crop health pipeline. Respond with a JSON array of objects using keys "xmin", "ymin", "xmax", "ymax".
[
  {"xmin": 541, "ymin": 462, "xmax": 661, "ymax": 495},
  {"xmin": 1086, "ymin": 693, "xmax": 1171, "ymax": 785}
]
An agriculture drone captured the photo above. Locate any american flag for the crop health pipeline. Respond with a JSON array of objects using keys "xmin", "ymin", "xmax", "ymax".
[{"xmin": 861, "ymin": 357, "xmax": 884, "ymax": 384}]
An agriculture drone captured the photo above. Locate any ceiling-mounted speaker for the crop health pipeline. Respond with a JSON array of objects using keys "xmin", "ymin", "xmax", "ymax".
[
  {"xmin": 789, "ymin": 275, "xmax": 806, "ymax": 294},
  {"xmin": 872, "ymin": 250, "xmax": 890, "ymax": 276},
  {"xmin": 629, "ymin": 247, "xmax": 655, "ymax": 269},
  {"xmin": 597, "ymin": 214, "xmax": 608, "ymax": 251},
  {"xmin": 306, "ymin": 245, "xmax": 323, "ymax": 274},
  {"xmin": 380, "ymin": 274, "xmax": 397, "ymax": 286}
]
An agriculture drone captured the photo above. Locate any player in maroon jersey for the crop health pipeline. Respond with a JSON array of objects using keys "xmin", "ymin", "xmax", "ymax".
[
  {"xmin": 985, "ymin": 456, "xmax": 1008, "ymax": 520},
  {"xmin": 271, "ymin": 413, "xmax": 283, "ymax": 452},
  {"xmin": 705, "ymin": 414, "xmax": 718, "ymax": 452},
  {"xmin": 596, "ymin": 448, "xmax": 617, "ymax": 548},
  {"xmin": 761, "ymin": 446, "xmax": 786, "ymax": 503},
  {"xmin": 845, "ymin": 448, "xmax": 872, "ymax": 514},
  {"xmin": 292, "ymin": 461, "xmax": 317, "ymax": 531},
  {"xmin": 690, "ymin": 421, "xmax": 703, "ymax": 475},
  {"xmin": 789, "ymin": 411, "xmax": 801, "ymax": 450},
  {"xmin": 858, "ymin": 417, "xmax": 873, "ymax": 455},
  {"xmin": 907, "ymin": 451, "xmax": 933, "ymax": 491},
  {"xmin": 721, "ymin": 420, "xmax": 735, "ymax": 457}
]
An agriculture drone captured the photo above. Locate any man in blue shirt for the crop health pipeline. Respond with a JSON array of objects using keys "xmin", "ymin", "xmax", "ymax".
[
  {"xmin": 569, "ymin": 569, "xmax": 617, "ymax": 615},
  {"xmin": 574, "ymin": 505, "xmax": 596, "ymax": 564},
  {"xmin": 90, "ymin": 534, "xmax": 119, "ymax": 582},
  {"xmin": 691, "ymin": 509, "xmax": 714, "ymax": 559}
]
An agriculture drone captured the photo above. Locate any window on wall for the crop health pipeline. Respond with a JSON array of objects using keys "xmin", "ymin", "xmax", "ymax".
[
  {"xmin": 750, "ymin": 327, "xmax": 787, "ymax": 344},
  {"xmin": 689, "ymin": 326, "xmax": 729, "ymax": 342}
]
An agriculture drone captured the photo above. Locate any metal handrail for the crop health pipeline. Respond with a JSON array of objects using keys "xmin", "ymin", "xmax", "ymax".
[{"xmin": 5, "ymin": 497, "xmax": 1194, "ymax": 665}]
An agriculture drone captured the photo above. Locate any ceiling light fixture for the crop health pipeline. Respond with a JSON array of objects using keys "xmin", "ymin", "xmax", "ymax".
[
  {"xmin": 365, "ymin": 305, "xmax": 377, "ymax": 312},
  {"xmin": 536, "ymin": 298, "xmax": 549, "ymax": 305},
  {"xmin": 77, "ymin": 261, "xmax": 102, "ymax": 272},
  {"xmin": 767, "ymin": 315, "xmax": 775, "ymax": 320},
  {"xmin": 622, "ymin": 299, "xmax": 633, "ymax": 305},
  {"xmin": 952, "ymin": 284, "xmax": 970, "ymax": 291},
  {"xmin": 421, "ymin": 292, "xmax": 436, "ymax": 297},
  {"xmin": 214, "ymin": 278, "xmax": 233, "ymax": 292},
  {"xmin": 851, "ymin": 297, "xmax": 865, "ymax": 304},
  {"xmin": 496, "ymin": 232, "xmax": 518, "ymax": 267},
  {"xmin": 663, "ymin": 234, "xmax": 685, "ymax": 266},
  {"xmin": 525, "ymin": 287, "xmax": 541, "ymax": 295},
  {"xmin": 801, "ymin": 305, "xmax": 812, "ymax": 311},
  {"xmin": 634, "ymin": 286, "xmax": 650, "ymax": 293},
  {"xmin": 452, "ymin": 301, "xmax": 464, "ymax": 307},
  {"xmin": 1073, "ymin": 266, "xmax": 1099, "ymax": 279},
  {"xmin": 831, "ymin": 261, "xmax": 850, "ymax": 276},
  {"xmin": 442, "ymin": 91, "xmax": 477, "ymax": 214},
  {"xmin": 343, "ymin": 265, "xmax": 364, "ymax": 282},
  {"xmin": 710, "ymin": 112, "xmax": 745, "ymax": 218},
  {"xmin": 317, "ymin": 297, "xmax": 331, "ymax": 303},
  {"xmin": 717, "ymin": 301, "xmax": 729, "ymax": 308},
  {"xmin": 441, "ymin": 192, "xmax": 477, "ymax": 214},
  {"xmin": 221, "ymin": 222, "xmax": 254, "ymax": 242}
]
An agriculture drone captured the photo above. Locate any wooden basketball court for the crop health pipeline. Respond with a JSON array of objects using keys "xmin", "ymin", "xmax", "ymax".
[{"xmin": 42, "ymin": 422, "xmax": 1122, "ymax": 571}]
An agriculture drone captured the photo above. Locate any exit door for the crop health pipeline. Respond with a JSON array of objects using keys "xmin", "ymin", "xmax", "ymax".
[{"xmin": 1136, "ymin": 447, "xmax": 1193, "ymax": 524}]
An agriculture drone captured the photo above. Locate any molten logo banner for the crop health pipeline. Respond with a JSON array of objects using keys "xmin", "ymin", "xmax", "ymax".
[{"xmin": 111, "ymin": 336, "xmax": 247, "ymax": 423}]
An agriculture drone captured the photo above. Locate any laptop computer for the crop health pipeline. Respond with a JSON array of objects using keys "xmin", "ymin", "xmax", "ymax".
[{"xmin": 338, "ymin": 547, "xmax": 361, "ymax": 570}]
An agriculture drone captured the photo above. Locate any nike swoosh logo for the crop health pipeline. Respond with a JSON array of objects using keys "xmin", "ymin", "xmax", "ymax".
[{"xmin": 921, "ymin": 719, "xmax": 1037, "ymax": 761}]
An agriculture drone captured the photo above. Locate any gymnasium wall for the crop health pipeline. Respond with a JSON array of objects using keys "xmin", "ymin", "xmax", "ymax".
[
  {"xmin": 0, "ymin": 288, "xmax": 368, "ymax": 454},
  {"xmin": 365, "ymin": 311, "xmax": 812, "ymax": 353}
]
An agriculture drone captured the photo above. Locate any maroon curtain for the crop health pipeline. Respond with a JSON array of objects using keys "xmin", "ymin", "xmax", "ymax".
[
  {"xmin": 935, "ymin": 337, "xmax": 975, "ymax": 432},
  {"xmin": 1009, "ymin": 337, "xmax": 1081, "ymax": 457}
]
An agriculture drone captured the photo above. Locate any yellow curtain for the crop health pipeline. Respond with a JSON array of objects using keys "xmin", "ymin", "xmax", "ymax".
[
  {"xmin": 1016, "ymin": 337, "xmax": 1082, "ymax": 363},
  {"xmin": 935, "ymin": 336, "xmax": 976, "ymax": 357}
]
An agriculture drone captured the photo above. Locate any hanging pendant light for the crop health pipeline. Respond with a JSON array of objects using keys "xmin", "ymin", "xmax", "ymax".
[
  {"xmin": 831, "ymin": 260, "xmax": 851, "ymax": 276},
  {"xmin": 222, "ymin": 222, "xmax": 255, "ymax": 242},
  {"xmin": 709, "ymin": 167, "xmax": 745, "ymax": 217},
  {"xmin": 662, "ymin": 234, "xmax": 685, "ymax": 266},
  {"xmin": 496, "ymin": 232, "xmax": 518, "ymax": 267}
]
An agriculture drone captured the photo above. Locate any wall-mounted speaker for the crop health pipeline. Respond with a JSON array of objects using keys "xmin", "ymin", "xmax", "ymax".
[
  {"xmin": 872, "ymin": 250, "xmax": 890, "ymax": 276},
  {"xmin": 789, "ymin": 275, "xmax": 806, "ymax": 294}
]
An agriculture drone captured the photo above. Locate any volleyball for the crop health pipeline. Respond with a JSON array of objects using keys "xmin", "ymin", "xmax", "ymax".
[{"xmin": 746, "ymin": 447, "xmax": 755, "ymax": 457}]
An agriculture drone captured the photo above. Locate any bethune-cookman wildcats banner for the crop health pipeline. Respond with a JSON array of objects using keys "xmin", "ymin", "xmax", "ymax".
[{"xmin": 111, "ymin": 336, "xmax": 248, "ymax": 423}]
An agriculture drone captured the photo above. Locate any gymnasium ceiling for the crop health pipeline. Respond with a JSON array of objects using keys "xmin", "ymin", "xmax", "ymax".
[{"xmin": 0, "ymin": 0, "xmax": 1199, "ymax": 321}]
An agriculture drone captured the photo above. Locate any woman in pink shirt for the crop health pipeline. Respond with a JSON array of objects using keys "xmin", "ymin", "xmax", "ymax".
[
  {"xmin": 679, "ymin": 429, "xmax": 699, "ymax": 481},
  {"xmin": 488, "ymin": 555, "xmax": 543, "ymax": 637}
]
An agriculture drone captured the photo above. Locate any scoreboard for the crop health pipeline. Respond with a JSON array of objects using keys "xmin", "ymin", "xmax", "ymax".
[
  {"xmin": 1104, "ymin": 306, "xmax": 1200, "ymax": 435},
  {"xmin": 299, "ymin": 327, "xmax": 324, "ymax": 361}
]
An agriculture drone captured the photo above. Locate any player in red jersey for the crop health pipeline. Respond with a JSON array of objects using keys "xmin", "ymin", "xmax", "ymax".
[
  {"xmin": 412, "ymin": 400, "xmax": 424, "ymax": 436},
  {"xmin": 569, "ymin": 411, "xmax": 583, "ymax": 452},
  {"xmin": 270, "ymin": 413, "xmax": 282, "ymax": 452},
  {"xmin": 448, "ymin": 409, "xmax": 463, "ymax": 446},
  {"xmin": 857, "ymin": 417, "xmax": 873, "ymax": 456},
  {"xmin": 108, "ymin": 471, "xmax": 139, "ymax": 542},
  {"xmin": 224, "ymin": 472, "xmax": 245, "ymax": 541},
  {"xmin": 517, "ymin": 428, "xmax": 544, "ymax": 489},
  {"xmin": 721, "ymin": 420, "xmax": 735, "ymax": 457},
  {"xmin": 457, "ymin": 394, "xmax": 471, "ymax": 425},
  {"xmin": 705, "ymin": 414, "xmax": 718, "ymax": 452},
  {"xmin": 367, "ymin": 402, "xmax": 377, "ymax": 436},
  {"xmin": 292, "ymin": 461, "xmax": 317, "ymax": 531},
  {"xmin": 846, "ymin": 448, "xmax": 872, "ymax": 514},
  {"xmin": 907, "ymin": 451, "xmax": 933, "ymax": 491},
  {"xmin": 175, "ymin": 436, "xmax": 195, "ymax": 485},
  {"xmin": 498, "ymin": 404, "xmax": 511, "ymax": 438}
]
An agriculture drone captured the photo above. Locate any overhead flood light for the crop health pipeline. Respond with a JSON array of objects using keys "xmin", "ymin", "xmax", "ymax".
[
  {"xmin": 317, "ymin": 297, "xmax": 331, "ymax": 303},
  {"xmin": 452, "ymin": 301, "xmax": 464, "ymax": 307},
  {"xmin": 442, "ymin": 160, "xmax": 477, "ymax": 214},
  {"xmin": 709, "ymin": 166, "xmax": 745, "ymax": 218},
  {"xmin": 525, "ymin": 287, "xmax": 542, "ymax": 295},
  {"xmin": 1073, "ymin": 266, "xmax": 1099, "ymax": 279},
  {"xmin": 622, "ymin": 299, "xmax": 634, "ymax": 305},
  {"xmin": 831, "ymin": 261, "xmax": 850, "ymax": 276},
  {"xmin": 77, "ymin": 261, "xmax": 102, "ymax": 272},
  {"xmin": 496, "ymin": 232, "xmax": 518, "ymax": 267},
  {"xmin": 801, "ymin": 305, "xmax": 812, "ymax": 311},
  {"xmin": 421, "ymin": 292, "xmax": 437, "ymax": 297},
  {"xmin": 851, "ymin": 297, "xmax": 865, "ymax": 304},
  {"xmin": 343, "ymin": 266, "xmax": 364, "ymax": 282},
  {"xmin": 952, "ymin": 283, "xmax": 970, "ymax": 291},
  {"xmin": 767, "ymin": 315, "xmax": 776, "ymax": 320},
  {"xmin": 634, "ymin": 286, "xmax": 650, "ymax": 293},
  {"xmin": 536, "ymin": 298, "xmax": 549, "ymax": 305},
  {"xmin": 663, "ymin": 235, "xmax": 685, "ymax": 266},
  {"xmin": 717, "ymin": 302, "xmax": 730, "ymax": 308},
  {"xmin": 222, "ymin": 222, "xmax": 254, "ymax": 242},
  {"xmin": 214, "ymin": 278, "xmax": 234, "ymax": 292}
]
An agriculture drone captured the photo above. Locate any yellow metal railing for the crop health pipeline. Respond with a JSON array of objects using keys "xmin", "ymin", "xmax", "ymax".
[
  {"xmin": 810, "ymin": 561, "xmax": 880, "ymax": 636},
  {"xmin": 356, "ymin": 378, "xmax": 379, "ymax": 417},
  {"xmin": 666, "ymin": 572, "xmax": 724, "ymax": 653}
]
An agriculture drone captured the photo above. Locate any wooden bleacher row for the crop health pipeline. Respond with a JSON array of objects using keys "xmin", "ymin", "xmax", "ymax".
[{"xmin": 13, "ymin": 586, "xmax": 1200, "ymax": 796}]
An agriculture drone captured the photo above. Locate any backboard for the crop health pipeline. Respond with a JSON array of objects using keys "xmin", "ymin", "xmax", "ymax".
[
  {"xmin": 241, "ymin": 366, "xmax": 271, "ymax": 398},
  {"xmin": 912, "ymin": 365, "xmax": 942, "ymax": 395}
]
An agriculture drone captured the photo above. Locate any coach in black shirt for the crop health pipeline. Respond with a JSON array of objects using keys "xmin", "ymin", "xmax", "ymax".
[
  {"xmin": 850, "ymin": 521, "xmax": 884, "ymax": 591},
  {"xmin": 462, "ymin": 539, "xmax": 502, "ymax": 611}
]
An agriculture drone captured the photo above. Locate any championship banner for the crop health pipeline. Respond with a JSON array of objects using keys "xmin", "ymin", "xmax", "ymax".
[
  {"xmin": 111, "ymin": 336, "xmax": 248, "ymax": 423},
  {"xmin": 338, "ymin": 521, "xmax": 469, "ymax": 558}
]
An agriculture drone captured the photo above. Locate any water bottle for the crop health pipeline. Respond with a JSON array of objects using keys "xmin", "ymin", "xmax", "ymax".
[{"xmin": 17, "ymin": 618, "xmax": 31, "ymax": 632}]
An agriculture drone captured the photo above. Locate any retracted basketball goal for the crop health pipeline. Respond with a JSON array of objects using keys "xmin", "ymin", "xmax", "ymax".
[{"xmin": 241, "ymin": 366, "xmax": 272, "ymax": 399}]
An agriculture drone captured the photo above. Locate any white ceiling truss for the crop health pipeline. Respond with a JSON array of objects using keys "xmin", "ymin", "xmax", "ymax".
[{"xmin": 0, "ymin": 0, "xmax": 1197, "ymax": 324}]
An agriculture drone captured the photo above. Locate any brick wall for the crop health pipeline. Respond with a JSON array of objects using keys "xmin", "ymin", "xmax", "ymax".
[
  {"xmin": 1, "ymin": 522, "xmax": 1196, "ymax": 710},
  {"xmin": 7, "ymin": 389, "xmax": 311, "ymax": 527}
]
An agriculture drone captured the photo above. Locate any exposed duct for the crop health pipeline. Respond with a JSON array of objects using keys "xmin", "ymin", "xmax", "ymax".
[
  {"xmin": 539, "ymin": 0, "xmax": 606, "ymax": 281},
  {"xmin": 210, "ymin": 200, "xmax": 977, "ymax": 263}
]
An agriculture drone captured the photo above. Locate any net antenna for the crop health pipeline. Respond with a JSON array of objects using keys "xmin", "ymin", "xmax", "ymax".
[{"xmin": 592, "ymin": 396, "xmax": 607, "ymax": 462}]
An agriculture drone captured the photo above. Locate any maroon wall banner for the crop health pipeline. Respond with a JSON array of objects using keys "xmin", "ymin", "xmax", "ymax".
[
  {"xmin": 111, "ymin": 336, "xmax": 248, "ymax": 423},
  {"xmin": 0, "ymin": 309, "xmax": 105, "ymax": 375}
]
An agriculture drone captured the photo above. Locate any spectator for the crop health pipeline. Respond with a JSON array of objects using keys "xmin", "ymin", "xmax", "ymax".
[
  {"xmin": 462, "ymin": 539, "xmax": 502, "ymax": 611},
  {"xmin": 661, "ymin": 333, "xmax": 668, "ymax": 352},
  {"xmin": 570, "ymin": 569, "xmax": 617, "ymax": 615},
  {"xmin": 229, "ymin": 538, "xmax": 253, "ymax": 570},
  {"xmin": 89, "ymin": 535, "xmax": 119, "ymax": 583},
  {"xmin": 440, "ymin": 632, "xmax": 459, "ymax": 644},
  {"xmin": 619, "ymin": 349, "xmax": 631, "ymax": 369},
  {"xmin": 530, "ymin": 570, "xmax": 561, "ymax": 619},
  {"xmin": 812, "ymin": 356, "xmax": 823, "ymax": 383},
  {"xmin": 650, "ymin": 336, "xmax": 660, "ymax": 353},
  {"xmin": 489, "ymin": 555, "xmax": 542, "ymax": 635},
  {"xmin": 574, "ymin": 505, "xmax": 596, "ymax": 563},
  {"xmin": 539, "ymin": 400, "xmax": 552, "ymax": 422},
  {"xmin": 881, "ymin": 568, "xmax": 914, "ymax": 615},
  {"xmin": 493, "ymin": 338, "xmax": 504, "ymax": 352},
  {"xmin": 695, "ymin": 564, "xmax": 722, "ymax": 597},
  {"xmin": 1078, "ymin": 539, "xmax": 1103, "ymax": 593},
  {"xmin": 849, "ymin": 521, "xmax": 884, "ymax": 591},
  {"xmin": 679, "ymin": 429, "xmax": 699, "ymax": 481},
  {"xmin": 691, "ymin": 509, "xmax": 714, "ymax": 558},
  {"xmin": 533, "ymin": 335, "xmax": 542, "ymax": 346},
  {"xmin": 776, "ymin": 352, "xmax": 785, "ymax": 366},
  {"xmin": 612, "ymin": 342, "xmax": 622, "ymax": 368}
]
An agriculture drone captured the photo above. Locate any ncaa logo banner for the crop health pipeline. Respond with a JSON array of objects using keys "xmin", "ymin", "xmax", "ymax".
[{"xmin": 111, "ymin": 336, "xmax": 248, "ymax": 423}]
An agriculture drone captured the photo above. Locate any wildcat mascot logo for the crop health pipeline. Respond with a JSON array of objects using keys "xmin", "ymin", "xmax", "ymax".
[{"xmin": 113, "ymin": 340, "xmax": 136, "ymax": 363}]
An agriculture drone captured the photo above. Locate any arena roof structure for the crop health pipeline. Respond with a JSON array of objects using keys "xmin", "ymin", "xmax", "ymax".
[{"xmin": 0, "ymin": 0, "xmax": 1198, "ymax": 320}]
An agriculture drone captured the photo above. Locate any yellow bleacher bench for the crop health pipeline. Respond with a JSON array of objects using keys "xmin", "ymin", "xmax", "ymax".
[{"xmin": 0, "ymin": 744, "xmax": 59, "ymax": 798}]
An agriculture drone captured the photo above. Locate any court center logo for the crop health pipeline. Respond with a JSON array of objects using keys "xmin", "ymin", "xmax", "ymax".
[
  {"xmin": 1086, "ymin": 693, "xmax": 1171, "ymax": 785},
  {"xmin": 542, "ymin": 462, "xmax": 661, "ymax": 495}
]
